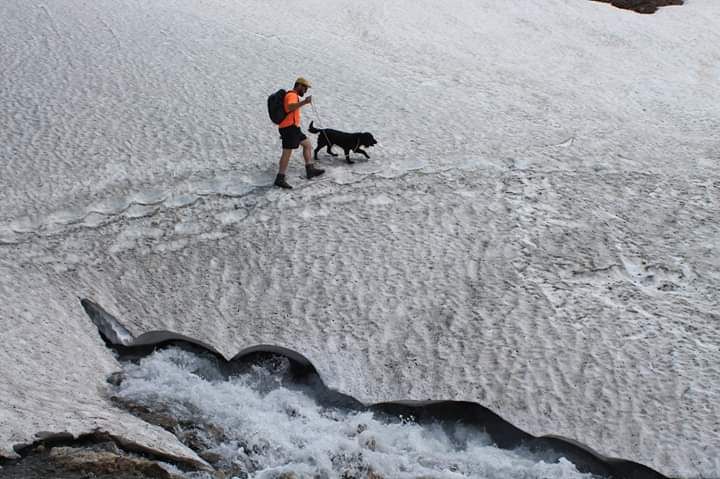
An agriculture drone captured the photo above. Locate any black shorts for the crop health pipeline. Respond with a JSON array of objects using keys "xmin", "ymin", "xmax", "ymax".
[{"xmin": 279, "ymin": 125, "xmax": 307, "ymax": 150}]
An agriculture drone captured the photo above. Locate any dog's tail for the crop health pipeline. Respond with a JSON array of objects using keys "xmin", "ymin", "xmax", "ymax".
[{"xmin": 308, "ymin": 121, "xmax": 320, "ymax": 134}]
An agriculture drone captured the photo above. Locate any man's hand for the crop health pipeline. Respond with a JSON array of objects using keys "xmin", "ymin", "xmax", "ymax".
[{"xmin": 303, "ymin": 95, "xmax": 313, "ymax": 105}]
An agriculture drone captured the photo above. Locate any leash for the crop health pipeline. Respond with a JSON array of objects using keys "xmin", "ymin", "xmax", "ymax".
[{"xmin": 311, "ymin": 102, "xmax": 334, "ymax": 150}]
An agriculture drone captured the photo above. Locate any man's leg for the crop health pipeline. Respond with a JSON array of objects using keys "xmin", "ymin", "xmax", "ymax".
[
  {"xmin": 275, "ymin": 149, "xmax": 293, "ymax": 188},
  {"xmin": 278, "ymin": 149, "xmax": 292, "ymax": 174},
  {"xmin": 302, "ymin": 138, "xmax": 325, "ymax": 179},
  {"xmin": 301, "ymin": 139, "xmax": 313, "ymax": 166}
]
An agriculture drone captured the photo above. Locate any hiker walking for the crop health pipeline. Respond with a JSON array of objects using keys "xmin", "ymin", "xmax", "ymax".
[{"xmin": 274, "ymin": 77, "xmax": 324, "ymax": 189}]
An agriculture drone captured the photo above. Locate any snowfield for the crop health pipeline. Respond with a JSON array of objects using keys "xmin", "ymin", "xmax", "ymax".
[{"xmin": 1, "ymin": 0, "xmax": 719, "ymax": 477}]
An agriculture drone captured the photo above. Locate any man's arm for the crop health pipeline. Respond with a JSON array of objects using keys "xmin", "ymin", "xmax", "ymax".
[{"xmin": 286, "ymin": 95, "xmax": 312, "ymax": 113}]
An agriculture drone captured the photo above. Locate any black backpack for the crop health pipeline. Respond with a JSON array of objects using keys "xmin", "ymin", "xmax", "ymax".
[{"xmin": 267, "ymin": 89, "xmax": 287, "ymax": 124}]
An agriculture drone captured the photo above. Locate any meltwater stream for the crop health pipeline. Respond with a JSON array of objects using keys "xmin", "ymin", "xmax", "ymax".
[{"xmin": 114, "ymin": 347, "xmax": 599, "ymax": 479}]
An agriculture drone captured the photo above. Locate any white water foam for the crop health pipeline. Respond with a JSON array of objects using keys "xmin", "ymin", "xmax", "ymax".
[{"xmin": 117, "ymin": 348, "xmax": 598, "ymax": 479}]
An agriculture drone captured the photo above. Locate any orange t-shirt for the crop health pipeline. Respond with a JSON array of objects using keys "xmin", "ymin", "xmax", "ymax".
[{"xmin": 278, "ymin": 90, "xmax": 301, "ymax": 128}]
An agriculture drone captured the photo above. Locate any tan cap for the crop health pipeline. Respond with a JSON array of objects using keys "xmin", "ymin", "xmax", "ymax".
[{"xmin": 295, "ymin": 77, "xmax": 312, "ymax": 88}]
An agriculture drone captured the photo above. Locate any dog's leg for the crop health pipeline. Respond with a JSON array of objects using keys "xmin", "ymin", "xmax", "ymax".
[
  {"xmin": 326, "ymin": 145, "xmax": 338, "ymax": 157},
  {"xmin": 356, "ymin": 148, "xmax": 370, "ymax": 159},
  {"xmin": 344, "ymin": 149, "xmax": 354, "ymax": 164},
  {"xmin": 314, "ymin": 135, "xmax": 326, "ymax": 161}
]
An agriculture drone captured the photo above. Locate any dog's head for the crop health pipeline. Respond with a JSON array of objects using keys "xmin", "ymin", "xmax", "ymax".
[{"xmin": 360, "ymin": 133, "xmax": 377, "ymax": 148}]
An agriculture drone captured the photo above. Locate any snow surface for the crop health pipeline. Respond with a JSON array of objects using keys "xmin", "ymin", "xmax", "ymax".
[{"xmin": 1, "ymin": 0, "xmax": 719, "ymax": 477}]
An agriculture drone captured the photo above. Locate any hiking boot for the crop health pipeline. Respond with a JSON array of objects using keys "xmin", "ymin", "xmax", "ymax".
[
  {"xmin": 306, "ymin": 164, "xmax": 325, "ymax": 179},
  {"xmin": 274, "ymin": 174, "xmax": 292, "ymax": 189}
]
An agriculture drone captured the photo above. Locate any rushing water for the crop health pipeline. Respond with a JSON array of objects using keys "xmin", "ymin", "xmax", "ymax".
[{"xmin": 114, "ymin": 347, "xmax": 600, "ymax": 479}]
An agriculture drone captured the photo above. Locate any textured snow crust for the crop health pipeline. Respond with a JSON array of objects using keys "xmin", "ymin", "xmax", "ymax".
[{"xmin": 1, "ymin": 0, "xmax": 719, "ymax": 477}]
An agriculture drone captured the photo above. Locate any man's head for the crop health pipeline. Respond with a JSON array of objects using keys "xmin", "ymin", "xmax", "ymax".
[{"xmin": 294, "ymin": 77, "xmax": 311, "ymax": 97}]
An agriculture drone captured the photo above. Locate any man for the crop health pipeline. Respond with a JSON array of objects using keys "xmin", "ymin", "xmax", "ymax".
[{"xmin": 274, "ymin": 77, "xmax": 325, "ymax": 189}]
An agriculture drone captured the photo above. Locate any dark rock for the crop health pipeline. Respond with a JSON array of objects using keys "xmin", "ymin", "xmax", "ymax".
[
  {"xmin": 198, "ymin": 450, "xmax": 223, "ymax": 464},
  {"xmin": 49, "ymin": 446, "xmax": 181, "ymax": 478},
  {"xmin": 0, "ymin": 443, "xmax": 184, "ymax": 479},
  {"xmin": 590, "ymin": 0, "xmax": 684, "ymax": 14},
  {"xmin": 107, "ymin": 371, "xmax": 126, "ymax": 386},
  {"xmin": 111, "ymin": 397, "xmax": 180, "ymax": 432}
]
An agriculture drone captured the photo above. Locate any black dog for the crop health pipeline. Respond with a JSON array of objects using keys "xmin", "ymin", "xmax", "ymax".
[{"xmin": 308, "ymin": 121, "xmax": 377, "ymax": 164}]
